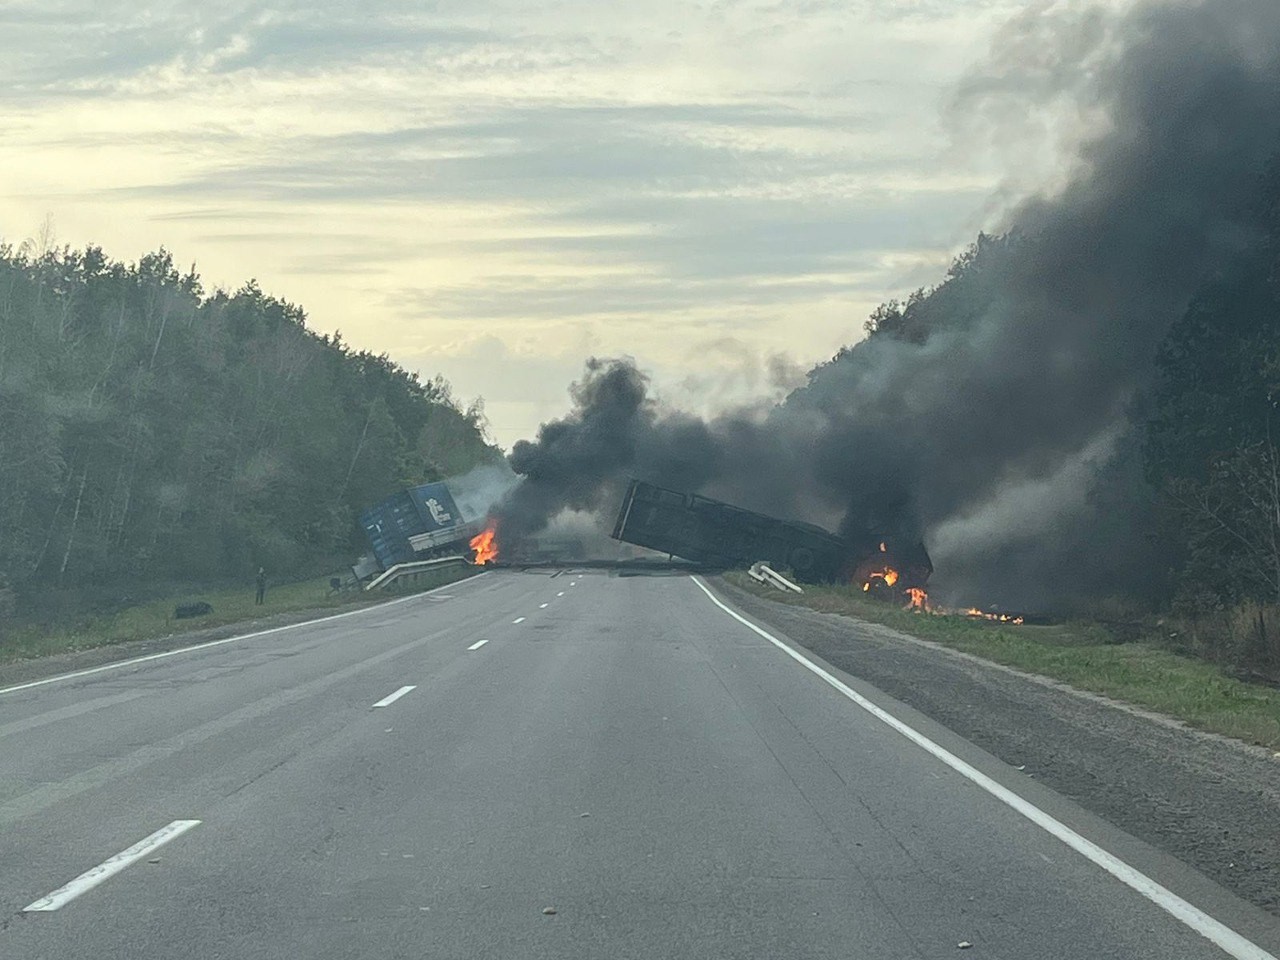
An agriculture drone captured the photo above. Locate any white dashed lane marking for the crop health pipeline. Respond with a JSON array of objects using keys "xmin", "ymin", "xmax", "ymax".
[{"xmin": 371, "ymin": 685, "xmax": 416, "ymax": 708}]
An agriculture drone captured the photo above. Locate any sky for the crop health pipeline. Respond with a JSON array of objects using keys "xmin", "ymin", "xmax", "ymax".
[{"xmin": 1, "ymin": 0, "xmax": 1035, "ymax": 449}]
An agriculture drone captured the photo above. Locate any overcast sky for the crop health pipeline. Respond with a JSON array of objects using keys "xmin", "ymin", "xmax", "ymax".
[{"xmin": 1, "ymin": 0, "xmax": 1037, "ymax": 448}]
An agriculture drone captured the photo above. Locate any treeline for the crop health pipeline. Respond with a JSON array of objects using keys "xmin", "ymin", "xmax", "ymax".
[{"xmin": 0, "ymin": 243, "xmax": 500, "ymax": 617}]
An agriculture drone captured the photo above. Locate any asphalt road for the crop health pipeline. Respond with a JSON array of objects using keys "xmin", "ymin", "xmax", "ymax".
[{"xmin": 2, "ymin": 570, "xmax": 1278, "ymax": 959}]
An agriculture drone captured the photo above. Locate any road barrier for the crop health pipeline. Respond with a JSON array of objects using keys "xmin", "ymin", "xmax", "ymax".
[
  {"xmin": 748, "ymin": 561, "xmax": 804, "ymax": 594},
  {"xmin": 364, "ymin": 556, "xmax": 472, "ymax": 592}
]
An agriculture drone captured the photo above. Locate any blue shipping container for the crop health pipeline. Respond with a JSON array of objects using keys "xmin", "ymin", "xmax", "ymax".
[
  {"xmin": 407, "ymin": 482, "xmax": 463, "ymax": 533},
  {"xmin": 359, "ymin": 492, "xmax": 422, "ymax": 570},
  {"xmin": 360, "ymin": 481, "xmax": 468, "ymax": 570}
]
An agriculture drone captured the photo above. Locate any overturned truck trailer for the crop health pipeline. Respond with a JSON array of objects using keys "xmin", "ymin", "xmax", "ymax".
[
  {"xmin": 610, "ymin": 478, "xmax": 931, "ymax": 593},
  {"xmin": 610, "ymin": 479, "xmax": 847, "ymax": 582},
  {"xmin": 359, "ymin": 481, "xmax": 481, "ymax": 573}
]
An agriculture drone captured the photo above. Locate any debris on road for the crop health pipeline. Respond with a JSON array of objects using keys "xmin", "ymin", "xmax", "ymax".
[{"xmin": 542, "ymin": 907, "xmax": 557, "ymax": 915}]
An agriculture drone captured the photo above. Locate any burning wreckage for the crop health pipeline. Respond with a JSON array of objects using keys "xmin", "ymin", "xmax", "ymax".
[
  {"xmin": 609, "ymin": 479, "xmax": 932, "ymax": 602},
  {"xmin": 357, "ymin": 477, "xmax": 929, "ymax": 608},
  {"xmin": 468, "ymin": 480, "xmax": 931, "ymax": 600},
  {"xmin": 377, "ymin": 478, "xmax": 1025, "ymax": 620}
]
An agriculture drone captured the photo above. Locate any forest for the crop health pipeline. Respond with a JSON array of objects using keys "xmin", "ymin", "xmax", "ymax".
[{"xmin": 0, "ymin": 242, "xmax": 500, "ymax": 621}]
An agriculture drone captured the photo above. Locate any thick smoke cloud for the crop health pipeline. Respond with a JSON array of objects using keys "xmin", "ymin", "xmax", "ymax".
[{"xmin": 496, "ymin": 0, "xmax": 1280, "ymax": 611}]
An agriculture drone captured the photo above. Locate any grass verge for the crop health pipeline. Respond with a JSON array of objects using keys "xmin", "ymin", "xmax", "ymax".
[
  {"xmin": 0, "ymin": 565, "xmax": 479, "ymax": 665},
  {"xmin": 724, "ymin": 572, "xmax": 1280, "ymax": 750}
]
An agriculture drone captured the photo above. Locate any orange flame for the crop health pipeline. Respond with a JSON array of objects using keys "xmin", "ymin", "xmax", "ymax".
[
  {"xmin": 862, "ymin": 567, "xmax": 899, "ymax": 591},
  {"xmin": 469, "ymin": 524, "xmax": 499, "ymax": 565},
  {"xmin": 905, "ymin": 587, "xmax": 928, "ymax": 611},
  {"xmin": 963, "ymin": 607, "xmax": 1023, "ymax": 624}
]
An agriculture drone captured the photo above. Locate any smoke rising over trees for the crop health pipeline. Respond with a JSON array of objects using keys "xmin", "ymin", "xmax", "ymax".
[{"xmin": 498, "ymin": 0, "xmax": 1280, "ymax": 614}]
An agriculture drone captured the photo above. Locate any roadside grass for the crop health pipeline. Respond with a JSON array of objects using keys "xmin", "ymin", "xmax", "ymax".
[
  {"xmin": 724, "ymin": 573, "xmax": 1280, "ymax": 750},
  {"xmin": 0, "ymin": 565, "xmax": 479, "ymax": 665}
]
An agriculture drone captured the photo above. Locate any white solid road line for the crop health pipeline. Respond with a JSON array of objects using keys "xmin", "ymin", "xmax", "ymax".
[
  {"xmin": 512, "ymin": 617, "xmax": 526, "ymax": 624},
  {"xmin": 0, "ymin": 574, "xmax": 489, "ymax": 698},
  {"xmin": 371, "ymin": 685, "xmax": 417, "ymax": 708},
  {"xmin": 24, "ymin": 819, "xmax": 201, "ymax": 912},
  {"xmin": 467, "ymin": 639, "xmax": 489, "ymax": 651},
  {"xmin": 691, "ymin": 577, "xmax": 1277, "ymax": 960}
]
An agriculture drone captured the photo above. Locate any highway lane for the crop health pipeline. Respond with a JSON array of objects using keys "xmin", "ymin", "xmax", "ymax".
[{"xmin": 2, "ymin": 570, "xmax": 1278, "ymax": 959}]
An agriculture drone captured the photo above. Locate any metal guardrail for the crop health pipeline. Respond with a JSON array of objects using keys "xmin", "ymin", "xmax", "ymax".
[
  {"xmin": 748, "ymin": 561, "xmax": 804, "ymax": 594},
  {"xmin": 363, "ymin": 556, "xmax": 473, "ymax": 592}
]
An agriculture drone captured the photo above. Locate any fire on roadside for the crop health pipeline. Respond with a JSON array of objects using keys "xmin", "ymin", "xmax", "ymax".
[
  {"xmin": 862, "ymin": 567, "xmax": 899, "ymax": 592},
  {"xmin": 961, "ymin": 607, "xmax": 1024, "ymax": 624},
  {"xmin": 469, "ymin": 524, "xmax": 499, "ymax": 565},
  {"xmin": 898, "ymin": 592, "xmax": 1023, "ymax": 624}
]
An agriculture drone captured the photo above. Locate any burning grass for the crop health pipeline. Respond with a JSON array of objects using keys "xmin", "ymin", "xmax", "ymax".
[{"xmin": 724, "ymin": 573, "xmax": 1280, "ymax": 751}]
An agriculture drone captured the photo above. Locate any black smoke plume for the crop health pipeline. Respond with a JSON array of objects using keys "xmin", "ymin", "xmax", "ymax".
[{"xmin": 497, "ymin": 0, "xmax": 1280, "ymax": 611}]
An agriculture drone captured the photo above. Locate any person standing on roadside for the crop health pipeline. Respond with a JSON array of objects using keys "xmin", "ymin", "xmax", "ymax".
[{"xmin": 255, "ymin": 567, "xmax": 267, "ymax": 605}]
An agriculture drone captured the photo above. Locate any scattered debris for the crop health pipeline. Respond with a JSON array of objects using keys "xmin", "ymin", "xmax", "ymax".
[
  {"xmin": 958, "ymin": 942, "xmax": 973, "ymax": 949},
  {"xmin": 146, "ymin": 858, "xmax": 161, "ymax": 865},
  {"xmin": 580, "ymin": 812, "xmax": 591, "ymax": 818},
  {"xmin": 542, "ymin": 907, "xmax": 557, "ymax": 916}
]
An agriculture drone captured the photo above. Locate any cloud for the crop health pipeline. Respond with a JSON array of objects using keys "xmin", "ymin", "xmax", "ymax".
[{"xmin": 0, "ymin": 0, "xmax": 1022, "ymax": 446}]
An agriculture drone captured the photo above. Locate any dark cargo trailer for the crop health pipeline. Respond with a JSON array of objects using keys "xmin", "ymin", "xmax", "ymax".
[
  {"xmin": 610, "ymin": 479, "xmax": 854, "ymax": 582},
  {"xmin": 610, "ymin": 478, "xmax": 932, "ymax": 591}
]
